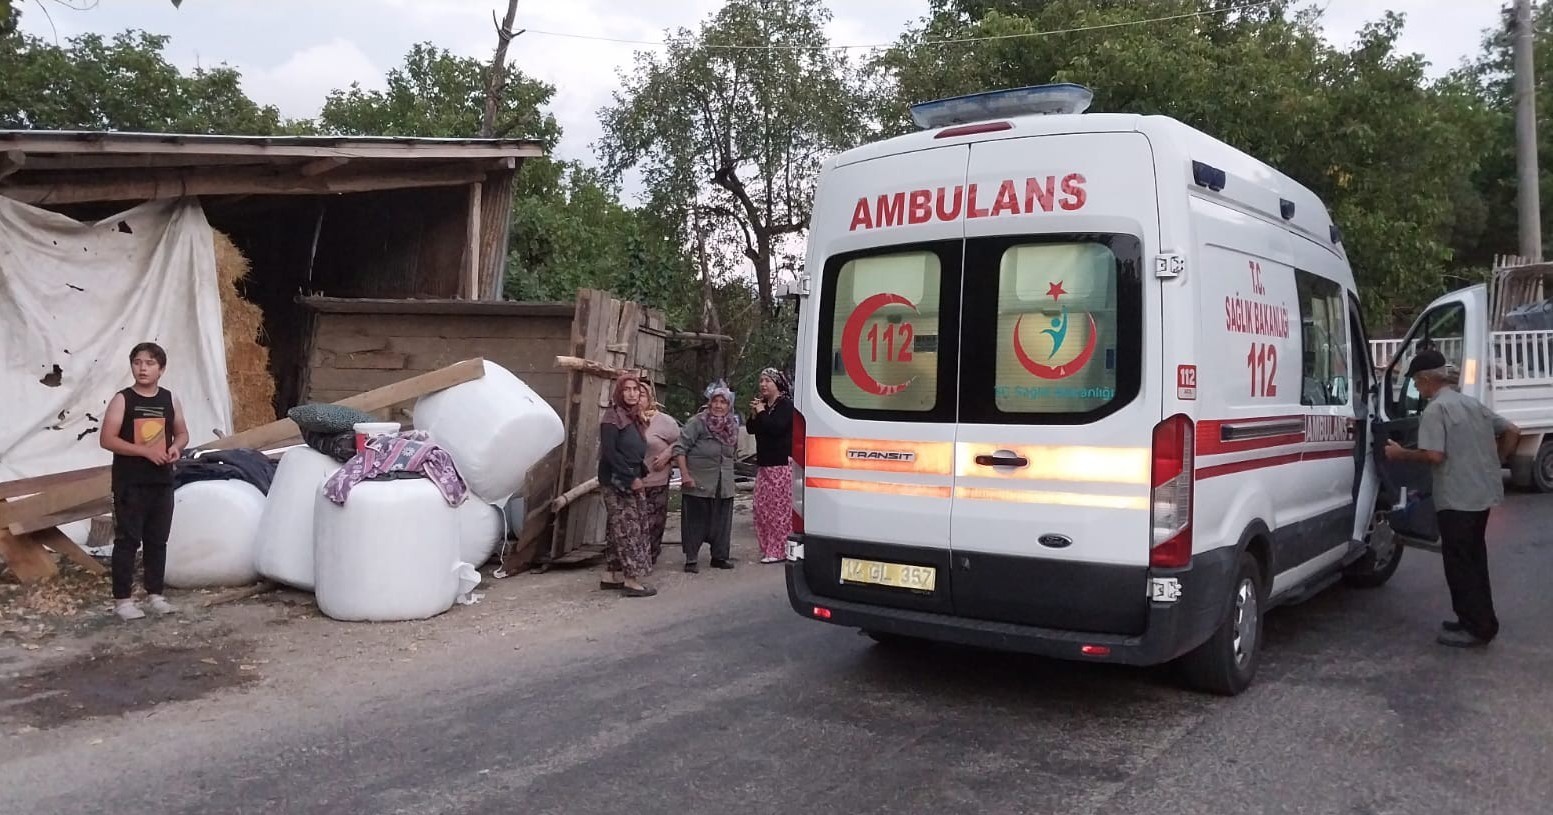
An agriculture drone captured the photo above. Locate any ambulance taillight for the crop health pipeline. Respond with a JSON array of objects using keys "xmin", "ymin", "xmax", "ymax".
[
  {"xmin": 1149, "ymin": 414, "xmax": 1194, "ymax": 569},
  {"xmin": 791, "ymin": 409, "xmax": 807, "ymax": 535}
]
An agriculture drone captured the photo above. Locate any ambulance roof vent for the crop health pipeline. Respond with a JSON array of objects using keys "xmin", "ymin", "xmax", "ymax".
[{"xmin": 910, "ymin": 83, "xmax": 1094, "ymax": 130}]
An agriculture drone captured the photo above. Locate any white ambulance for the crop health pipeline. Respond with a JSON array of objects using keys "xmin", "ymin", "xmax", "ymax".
[{"xmin": 784, "ymin": 85, "xmax": 1397, "ymax": 695}]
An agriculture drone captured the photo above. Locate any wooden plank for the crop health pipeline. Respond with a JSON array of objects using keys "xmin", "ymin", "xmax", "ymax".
[
  {"xmin": 312, "ymin": 334, "xmax": 389, "ymax": 354},
  {"xmin": 550, "ymin": 290, "xmax": 597, "ymax": 559},
  {"xmin": 0, "ymin": 465, "xmax": 106, "ymax": 501},
  {"xmin": 26, "ymin": 527, "xmax": 107, "ymax": 575},
  {"xmin": 0, "ymin": 132, "xmax": 544, "ymax": 161},
  {"xmin": 298, "ymin": 156, "xmax": 350, "ymax": 177},
  {"xmin": 0, "ymin": 360, "xmax": 487, "ymax": 530},
  {"xmin": 313, "ymin": 350, "xmax": 409, "ymax": 370},
  {"xmin": 463, "ymin": 182, "xmax": 483, "ymax": 299},
  {"xmin": 0, "ymin": 529, "xmax": 58, "ymax": 583},
  {"xmin": 7, "ymin": 497, "xmax": 114, "ymax": 537},
  {"xmin": 314, "ymin": 314, "xmax": 574, "ymax": 341},
  {"xmin": 4, "ymin": 164, "xmax": 495, "ymax": 206},
  {"xmin": 301, "ymin": 296, "xmax": 574, "ymax": 318},
  {"xmin": 555, "ymin": 355, "xmax": 641, "ymax": 380}
]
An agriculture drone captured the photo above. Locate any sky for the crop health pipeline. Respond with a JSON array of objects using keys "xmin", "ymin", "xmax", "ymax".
[{"xmin": 17, "ymin": 0, "xmax": 1508, "ymax": 169}]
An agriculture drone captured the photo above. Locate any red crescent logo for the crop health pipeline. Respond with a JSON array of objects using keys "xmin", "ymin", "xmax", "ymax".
[
  {"xmin": 841, "ymin": 292, "xmax": 918, "ymax": 397},
  {"xmin": 1013, "ymin": 313, "xmax": 1099, "ymax": 380}
]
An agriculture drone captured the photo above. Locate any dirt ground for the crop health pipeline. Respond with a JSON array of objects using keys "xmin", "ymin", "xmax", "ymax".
[{"xmin": 0, "ymin": 496, "xmax": 761, "ymax": 735}]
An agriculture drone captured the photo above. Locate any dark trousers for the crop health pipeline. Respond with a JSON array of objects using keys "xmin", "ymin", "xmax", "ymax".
[
  {"xmin": 681, "ymin": 495, "xmax": 733, "ymax": 564},
  {"xmin": 1437, "ymin": 509, "xmax": 1499, "ymax": 641},
  {"xmin": 112, "ymin": 484, "xmax": 174, "ymax": 600}
]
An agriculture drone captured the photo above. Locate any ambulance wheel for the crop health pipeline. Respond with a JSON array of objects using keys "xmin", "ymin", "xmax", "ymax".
[
  {"xmin": 1176, "ymin": 553, "xmax": 1262, "ymax": 696},
  {"xmin": 1343, "ymin": 516, "xmax": 1403, "ymax": 589}
]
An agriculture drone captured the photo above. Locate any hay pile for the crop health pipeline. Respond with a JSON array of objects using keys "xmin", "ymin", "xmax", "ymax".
[{"xmin": 214, "ymin": 231, "xmax": 277, "ymax": 433}]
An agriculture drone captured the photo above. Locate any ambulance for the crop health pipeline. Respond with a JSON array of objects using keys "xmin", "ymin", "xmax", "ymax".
[{"xmin": 783, "ymin": 85, "xmax": 1397, "ymax": 695}]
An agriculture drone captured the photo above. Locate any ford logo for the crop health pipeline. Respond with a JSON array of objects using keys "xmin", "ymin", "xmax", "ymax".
[{"xmin": 1038, "ymin": 534, "xmax": 1073, "ymax": 549}]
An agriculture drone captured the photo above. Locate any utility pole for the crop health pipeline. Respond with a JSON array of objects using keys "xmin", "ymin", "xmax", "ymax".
[{"xmin": 1514, "ymin": 0, "xmax": 1542, "ymax": 261}]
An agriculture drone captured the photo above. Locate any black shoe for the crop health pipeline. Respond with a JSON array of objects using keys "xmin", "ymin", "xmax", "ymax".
[
  {"xmin": 623, "ymin": 585, "xmax": 658, "ymax": 598},
  {"xmin": 1441, "ymin": 620, "xmax": 1464, "ymax": 633},
  {"xmin": 710, "ymin": 559, "xmax": 735, "ymax": 570},
  {"xmin": 684, "ymin": 562, "xmax": 699, "ymax": 574},
  {"xmin": 1436, "ymin": 629, "xmax": 1490, "ymax": 648}
]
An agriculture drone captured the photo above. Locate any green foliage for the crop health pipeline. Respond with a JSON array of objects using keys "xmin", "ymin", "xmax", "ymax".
[
  {"xmin": 598, "ymin": 0, "xmax": 869, "ymax": 311},
  {"xmin": 877, "ymin": 0, "xmax": 1493, "ymax": 332},
  {"xmin": 317, "ymin": 43, "xmax": 560, "ymax": 148},
  {"xmin": 0, "ymin": 28, "xmax": 281, "ymax": 133}
]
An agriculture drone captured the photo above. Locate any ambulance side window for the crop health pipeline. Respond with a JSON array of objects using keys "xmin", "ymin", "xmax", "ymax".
[
  {"xmin": 1386, "ymin": 303, "xmax": 1467, "ymax": 418},
  {"xmin": 1295, "ymin": 270, "xmax": 1349, "ymax": 407},
  {"xmin": 818, "ymin": 247, "xmax": 954, "ymax": 419}
]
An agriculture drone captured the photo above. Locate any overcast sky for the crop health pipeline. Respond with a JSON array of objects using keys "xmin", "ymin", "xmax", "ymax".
[{"xmin": 19, "ymin": 0, "xmax": 1507, "ymax": 167}]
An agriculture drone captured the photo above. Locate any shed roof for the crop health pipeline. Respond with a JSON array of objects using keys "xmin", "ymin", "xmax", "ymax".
[{"xmin": 0, "ymin": 130, "xmax": 546, "ymax": 206}]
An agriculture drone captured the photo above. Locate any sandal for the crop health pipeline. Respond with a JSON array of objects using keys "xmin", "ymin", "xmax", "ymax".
[{"xmin": 623, "ymin": 585, "xmax": 658, "ymax": 598}]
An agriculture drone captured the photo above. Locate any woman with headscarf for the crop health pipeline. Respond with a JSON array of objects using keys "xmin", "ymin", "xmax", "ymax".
[
  {"xmin": 747, "ymin": 368, "xmax": 795, "ymax": 563},
  {"xmin": 636, "ymin": 380, "xmax": 681, "ymax": 567},
  {"xmin": 598, "ymin": 372, "xmax": 656, "ymax": 597},
  {"xmin": 674, "ymin": 381, "xmax": 740, "ymax": 573}
]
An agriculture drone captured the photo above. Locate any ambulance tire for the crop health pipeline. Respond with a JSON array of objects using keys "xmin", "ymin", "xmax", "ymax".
[{"xmin": 1175, "ymin": 553, "xmax": 1263, "ymax": 697}]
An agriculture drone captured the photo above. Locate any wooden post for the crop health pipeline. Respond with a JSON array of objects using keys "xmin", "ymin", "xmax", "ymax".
[{"xmin": 465, "ymin": 182, "xmax": 483, "ymax": 300}]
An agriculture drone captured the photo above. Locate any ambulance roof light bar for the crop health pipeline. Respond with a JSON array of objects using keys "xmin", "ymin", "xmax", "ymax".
[{"xmin": 910, "ymin": 83, "xmax": 1094, "ymax": 130}]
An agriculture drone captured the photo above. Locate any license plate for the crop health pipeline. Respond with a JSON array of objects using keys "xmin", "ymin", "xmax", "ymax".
[{"xmin": 840, "ymin": 557, "xmax": 937, "ymax": 592}]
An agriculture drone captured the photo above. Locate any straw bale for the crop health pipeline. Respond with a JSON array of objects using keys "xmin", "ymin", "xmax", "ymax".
[{"xmin": 213, "ymin": 231, "xmax": 277, "ymax": 433}]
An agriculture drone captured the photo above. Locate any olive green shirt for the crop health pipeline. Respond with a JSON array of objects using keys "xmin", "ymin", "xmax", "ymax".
[
  {"xmin": 1417, "ymin": 387, "xmax": 1511, "ymax": 512},
  {"xmin": 674, "ymin": 413, "xmax": 738, "ymax": 499}
]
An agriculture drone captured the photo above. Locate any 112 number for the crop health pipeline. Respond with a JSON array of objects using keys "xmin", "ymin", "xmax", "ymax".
[
  {"xmin": 866, "ymin": 322, "xmax": 915, "ymax": 363},
  {"xmin": 1247, "ymin": 343, "xmax": 1279, "ymax": 397}
]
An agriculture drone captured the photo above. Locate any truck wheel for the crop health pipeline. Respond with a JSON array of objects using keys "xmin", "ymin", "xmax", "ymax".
[
  {"xmin": 1343, "ymin": 516, "xmax": 1404, "ymax": 588},
  {"xmin": 1534, "ymin": 440, "xmax": 1553, "ymax": 493},
  {"xmin": 1176, "ymin": 553, "xmax": 1263, "ymax": 696}
]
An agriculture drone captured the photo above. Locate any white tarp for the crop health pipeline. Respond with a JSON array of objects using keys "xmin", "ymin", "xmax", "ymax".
[{"xmin": 0, "ymin": 197, "xmax": 232, "ymax": 482}]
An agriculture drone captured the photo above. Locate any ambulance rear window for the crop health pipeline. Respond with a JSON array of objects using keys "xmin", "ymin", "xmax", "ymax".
[
  {"xmin": 959, "ymin": 234, "xmax": 1143, "ymax": 424},
  {"xmin": 819, "ymin": 247, "xmax": 950, "ymax": 417}
]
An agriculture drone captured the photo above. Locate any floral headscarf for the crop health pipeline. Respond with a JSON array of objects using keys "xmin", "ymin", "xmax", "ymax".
[
  {"xmin": 760, "ymin": 367, "xmax": 792, "ymax": 401},
  {"xmin": 699, "ymin": 380, "xmax": 740, "ymax": 447},
  {"xmin": 603, "ymin": 371, "xmax": 646, "ymax": 431},
  {"xmin": 638, "ymin": 380, "xmax": 660, "ymax": 419}
]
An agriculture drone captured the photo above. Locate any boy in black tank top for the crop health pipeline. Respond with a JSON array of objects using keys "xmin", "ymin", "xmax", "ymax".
[{"xmin": 99, "ymin": 342, "xmax": 189, "ymax": 621}]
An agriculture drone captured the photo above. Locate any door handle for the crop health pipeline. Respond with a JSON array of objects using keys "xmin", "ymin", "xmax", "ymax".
[{"xmin": 975, "ymin": 453, "xmax": 1029, "ymax": 468}]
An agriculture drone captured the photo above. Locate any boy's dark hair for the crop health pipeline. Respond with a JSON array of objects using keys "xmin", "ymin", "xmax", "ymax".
[{"xmin": 129, "ymin": 342, "xmax": 167, "ymax": 368}]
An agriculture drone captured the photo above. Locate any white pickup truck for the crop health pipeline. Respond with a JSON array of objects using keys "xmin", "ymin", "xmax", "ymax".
[{"xmin": 1371, "ymin": 263, "xmax": 1553, "ymax": 495}]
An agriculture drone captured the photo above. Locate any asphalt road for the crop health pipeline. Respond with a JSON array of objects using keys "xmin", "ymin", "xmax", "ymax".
[{"xmin": 4, "ymin": 494, "xmax": 1552, "ymax": 815}]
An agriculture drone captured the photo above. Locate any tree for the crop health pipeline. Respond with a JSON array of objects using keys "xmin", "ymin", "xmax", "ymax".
[
  {"xmin": 0, "ymin": 28, "xmax": 283, "ymax": 133},
  {"xmin": 875, "ymin": 0, "xmax": 1493, "ymax": 330},
  {"xmin": 598, "ymin": 0, "xmax": 870, "ymax": 313},
  {"xmin": 316, "ymin": 43, "xmax": 701, "ymax": 332}
]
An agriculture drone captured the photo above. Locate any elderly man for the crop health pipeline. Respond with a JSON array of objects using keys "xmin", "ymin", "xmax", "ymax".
[{"xmin": 1385, "ymin": 349, "xmax": 1520, "ymax": 647}]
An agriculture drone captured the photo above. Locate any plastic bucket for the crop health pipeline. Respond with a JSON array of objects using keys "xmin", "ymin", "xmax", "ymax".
[{"xmin": 352, "ymin": 421, "xmax": 401, "ymax": 452}]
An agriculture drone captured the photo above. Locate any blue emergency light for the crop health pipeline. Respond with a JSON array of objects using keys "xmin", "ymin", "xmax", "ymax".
[{"xmin": 910, "ymin": 83, "xmax": 1094, "ymax": 129}]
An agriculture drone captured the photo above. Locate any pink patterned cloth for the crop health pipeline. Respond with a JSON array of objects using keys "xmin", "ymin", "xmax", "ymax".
[
  {"xmin": 323, "ymin": 430, "xmax": 468, "ymax": 507},
  {"xmin": 754, "ymin": 464, "xmax": 793, "ymax": 560}
]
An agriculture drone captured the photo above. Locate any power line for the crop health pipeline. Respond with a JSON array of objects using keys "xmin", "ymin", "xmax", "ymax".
[{"xmin": 521, "ymin": 1, "xmax": 1277, "ymax": 52}]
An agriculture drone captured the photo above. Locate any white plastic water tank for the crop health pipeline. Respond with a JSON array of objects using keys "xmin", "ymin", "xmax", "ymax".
[
  {"xmin": 411, "ymin": 360, "xmax": 565, "ymax": 503},
  {"xmin": 455, "ymin": 498, "xmax": 505, "ymax": 567},
  {"xmin": 254, "ymin": 447, "xmax": 342, "ymax": 591},
  {"xmin": 313, "ymin": 478, "xmax": 461, "ymax": 622},
  {"xmin": 163, "ymin": 480, "xmax": 266, "ymax": 589}
]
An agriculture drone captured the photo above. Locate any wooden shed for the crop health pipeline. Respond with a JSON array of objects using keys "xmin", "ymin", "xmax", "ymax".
[{"xmin": 0, "ymin": 131, "xmax": 668, "ymax": 571}]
